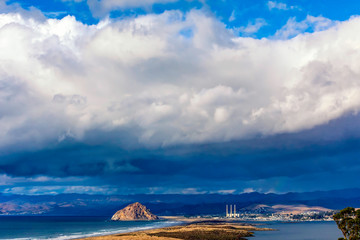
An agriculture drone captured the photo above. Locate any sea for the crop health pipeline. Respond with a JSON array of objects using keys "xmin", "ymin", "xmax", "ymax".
[
  {"xmin": 0, "ymin": 216, "xmax": 179, "ymax": 240},
  {"xmin": 253, "ymin": 221, "xmax": 343, "ymax": 240},
  {"xmin": 0, "ymin": 216, "xmax": 343, "ymax": 240}
]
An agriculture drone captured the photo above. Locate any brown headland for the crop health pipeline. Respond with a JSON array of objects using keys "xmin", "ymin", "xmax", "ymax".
[{"xmin": 77, "ymin": 218, "xmax": 272, "ymax": 240}]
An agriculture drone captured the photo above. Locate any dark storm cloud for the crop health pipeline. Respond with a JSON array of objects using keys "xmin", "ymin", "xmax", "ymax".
[
  {"xmin": 1, "ymin": 113, "xmax": 360, "ymax": 193},
  {"xmin": 1, "ymin": 6, "xmax": 360, "ymax": 194}
]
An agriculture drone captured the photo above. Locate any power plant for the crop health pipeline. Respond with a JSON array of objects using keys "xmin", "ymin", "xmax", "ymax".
[{"xmin": 225, "ymin": 204, "xmax": 239, "ymax": 218}]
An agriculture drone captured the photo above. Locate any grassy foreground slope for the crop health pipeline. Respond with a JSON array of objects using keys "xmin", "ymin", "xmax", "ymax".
[{"xmin": 78, "ymin": 221, "xmax": 271, "ymax": 240}]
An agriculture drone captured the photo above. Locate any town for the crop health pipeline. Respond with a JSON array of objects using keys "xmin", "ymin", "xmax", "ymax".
[{"xmin": 223, "ymin": 204, "xmax": 336, "ymax": 222}]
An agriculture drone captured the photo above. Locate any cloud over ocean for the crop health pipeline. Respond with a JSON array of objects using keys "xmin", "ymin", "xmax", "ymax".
[{"xmin": 0, "ymin": 0, "xmax": 360, "ymax": 194}]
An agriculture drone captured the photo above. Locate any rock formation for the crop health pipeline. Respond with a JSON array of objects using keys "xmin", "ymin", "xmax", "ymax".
[{"xmin": 111, "ymin": 202, "xmax": 159, "ymax": 221}]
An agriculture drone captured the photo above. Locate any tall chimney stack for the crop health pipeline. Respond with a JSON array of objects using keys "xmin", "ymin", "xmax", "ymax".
[{"xmin": 226, "ymin": 205, "xmax": 228, "ymax": 217}]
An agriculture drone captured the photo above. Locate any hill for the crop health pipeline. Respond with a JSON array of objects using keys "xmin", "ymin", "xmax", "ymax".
[{"xmin": 111, "ymin": 202, "xmax": 158, "ymax": 221}]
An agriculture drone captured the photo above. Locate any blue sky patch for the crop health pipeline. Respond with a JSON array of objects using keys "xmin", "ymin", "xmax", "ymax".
[{"xmin": 5, "ymin": 0, "xmax": 360, "ymax": 37}]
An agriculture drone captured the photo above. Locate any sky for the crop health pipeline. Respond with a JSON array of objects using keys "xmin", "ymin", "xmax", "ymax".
[{"xmin": 0, "ymin": 0, "xmax": 360, "ymax": 195}]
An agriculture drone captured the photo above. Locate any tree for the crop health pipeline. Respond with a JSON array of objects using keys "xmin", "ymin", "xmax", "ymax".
[{"xmin": 333, "ymin": 207, "xmax": 360, "ymax": 240}]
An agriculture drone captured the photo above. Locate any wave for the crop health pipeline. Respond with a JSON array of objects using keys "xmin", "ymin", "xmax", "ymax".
[{"xmin": 7, "ymin": 221, "xmax": 181, "ymax": 240}]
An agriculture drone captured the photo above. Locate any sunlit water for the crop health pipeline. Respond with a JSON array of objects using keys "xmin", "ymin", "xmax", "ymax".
[
  {"xmin": 253, "ymin": 221, "xmax": 342, "ymax": 240},
  {"xmin": 0, "ymin": 216, "xmax": 179, "ymax": 240}
]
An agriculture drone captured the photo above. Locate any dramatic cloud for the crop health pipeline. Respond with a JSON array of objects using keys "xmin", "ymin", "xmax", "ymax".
[
  {"xmin": 1, "ymin": 10, "xmax": 360, "ymax": 152},
  {"xmin": 1, "ymin": 7, "xmax": 360, "ymax": 193},
  {"xmin": 1, "ymin": 113, "xmax": 360, "ymax": 194},
  {"xmin": 0, "ymin": 11, "xmax": 360, "ymax": 150}
]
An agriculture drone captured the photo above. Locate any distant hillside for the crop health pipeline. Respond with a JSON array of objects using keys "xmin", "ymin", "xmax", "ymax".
[
  {"xmin": 0, "ymin": 188, "xmax": 359, "ymax": 216},
  {"xmin": 243, "ymin": 204, "xmax": 332, "ymax": 214}
]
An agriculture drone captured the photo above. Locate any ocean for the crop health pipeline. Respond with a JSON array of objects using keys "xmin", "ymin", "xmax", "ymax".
[
  {"xmin": 254, "ymin": 221, "xmax": 343, "ymax": 240},
  {"xmin": 0, "ymin": 217, "xmax": 343, "ymax": 240},
  {"xmin": 0, "ymin": 216, "xmax": 179, "ymax": 240}
]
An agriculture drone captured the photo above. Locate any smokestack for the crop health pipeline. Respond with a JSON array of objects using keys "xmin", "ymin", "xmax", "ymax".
[
  {"xmin": 230, "ymin": 205, "xmax": 232, "ymax": 217},
  {"xmin": 226, "ymin": 205, "xmax": 228, "ymax": 217},
  {"xmin": 234, "ymin": 205, "xmax": 236, "ymax": 218}
]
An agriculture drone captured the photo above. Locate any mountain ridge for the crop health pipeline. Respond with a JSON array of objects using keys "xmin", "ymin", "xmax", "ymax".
[{"xmin": 0, "ymin": 188, "xmax": 359, "ymax": 216}]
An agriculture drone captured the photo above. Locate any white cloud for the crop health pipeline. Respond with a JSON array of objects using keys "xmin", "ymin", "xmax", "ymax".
[
  {"xmin": 180, "ymin": 188, "xmax": 207, "ymax": 194},
  {"xmin": 2, "ymin": 185, "xmax": 117, "ymax": 195},
  {"xmin": 217, "ymin": 189, "xmax": 236, "ymax": 194},
  {"xmin": 86, "ymin": 0, "xmax": 179, "ymax": 17},
  {"xmin": 236, "ymin": 18, "xmax": 267, "ymax": 35},
  {"xmin": 267, "ymin": 1, "xmax": 299, "ymax": 11},
  {"xmin": 228, "ymin": 10, "xmax": 236, "ymax": 22},
  {"xmin": 0, "ymin": 11, "xmax": 360, "ymax": 150},
  {"xmin": 0, "ymin": 174, "xmax": 86, "ymax": 186},
  {"xmin": 275, "ymin": 15, "xmax": 336, "ymax": 39},
  {"xmin": 242, "ymin": 188, "xmax": 255, "ymax": 193},
  {"xmin": 62, "ymin": 0, "xmax": 84, "ymax": 2},
  {"xmin": 61, "ymin": 0, "xmax": 180, "ymax": 17}
]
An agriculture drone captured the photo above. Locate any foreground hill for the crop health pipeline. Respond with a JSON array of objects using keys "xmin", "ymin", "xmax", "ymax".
[{"xmin": 78, "ymin": 221, "xmax": 270, "ymax": 240}]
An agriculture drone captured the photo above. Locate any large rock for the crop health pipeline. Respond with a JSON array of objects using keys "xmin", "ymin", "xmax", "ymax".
[{"xmin": 111, "ymin": 202, "xmax": 159, "ymax": 221}]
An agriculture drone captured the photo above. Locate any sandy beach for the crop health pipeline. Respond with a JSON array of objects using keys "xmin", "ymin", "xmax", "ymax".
[{"xmin": 77, "ymin": 218, "xmax": 272, "ymax": 240}]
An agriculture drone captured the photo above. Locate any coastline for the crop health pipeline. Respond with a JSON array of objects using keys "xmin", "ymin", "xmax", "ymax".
[
  {"xmin": 67, "ymin": 219, "xmax": 182, "ymax": 240},
  {"xmin": 76, "ymin": 217, "xmax": 273, "ymax": 240}
]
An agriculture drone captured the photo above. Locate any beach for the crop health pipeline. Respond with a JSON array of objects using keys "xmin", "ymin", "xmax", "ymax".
[{"xmin": 77, "ymin": 218, "xmax": 272, "ymax": 240}]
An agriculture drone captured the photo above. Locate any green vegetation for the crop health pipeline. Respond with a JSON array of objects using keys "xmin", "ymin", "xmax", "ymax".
[{"xmin": 333, "ymin": 207, "xmax": 360, "ymax": 240}]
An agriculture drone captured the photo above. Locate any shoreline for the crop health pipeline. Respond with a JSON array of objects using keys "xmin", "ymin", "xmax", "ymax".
[
  {"xmin": 68, "ymin": 219, "xmax": 183, "ymax": 240},
  {"xmin": 76, "ymin": 217, "xmax": 273, "ymax": 240}
]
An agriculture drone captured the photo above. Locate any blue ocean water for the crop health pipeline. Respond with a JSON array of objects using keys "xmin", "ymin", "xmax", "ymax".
[
  {"xmin": 0, "ymin": 217, "xmax": 343, "ymax": 240},
  {"xmin": 0, "ymin": 216, "xmax": 179, "ymax": 240},
  {"xmin": 253, "ymin": 221, "xmax": 343, "ymax": 240}
]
